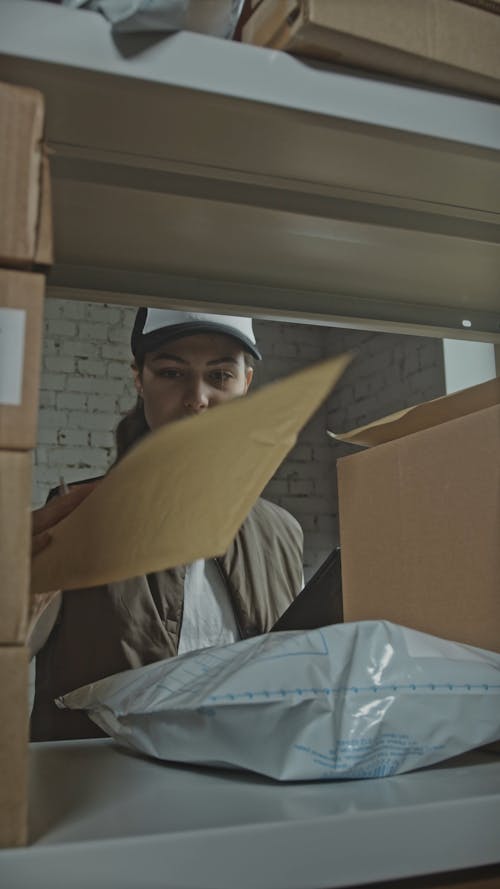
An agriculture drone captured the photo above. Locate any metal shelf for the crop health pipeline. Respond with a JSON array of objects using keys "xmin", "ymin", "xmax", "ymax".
[
  {"xmin": 1, "ymin": 740, "xmax": 499, "ymax": 888},
  {"xmin": 0, "ymin": 0, "xmax": 499, "ymax": 339}
]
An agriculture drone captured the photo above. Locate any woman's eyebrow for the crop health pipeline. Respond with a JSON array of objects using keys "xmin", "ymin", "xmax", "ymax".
[
  {"xmin": 150, "ymin": 353, "xmax": 238, "ymax": 365},
  {"xmin": 151, "ymin": 352, "xmax": 188, "ymax": 364},
  {"xmin": 206, "ymin": 357, "xmax": 238, "ymax": 366}
]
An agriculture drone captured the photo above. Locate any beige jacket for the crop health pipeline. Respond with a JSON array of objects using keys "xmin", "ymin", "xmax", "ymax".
[{"xmin": 31, "ymin": 498, "xmax": 303, "ymax": 742}]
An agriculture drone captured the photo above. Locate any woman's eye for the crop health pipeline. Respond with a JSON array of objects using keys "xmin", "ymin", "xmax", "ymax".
[
  {"xmin": 158, "ymin": 368, "xmax": 183, "ymax": 379},
  {"xmin": 210, "ymin": 370, "xmax": 233, "ymax": 385}
]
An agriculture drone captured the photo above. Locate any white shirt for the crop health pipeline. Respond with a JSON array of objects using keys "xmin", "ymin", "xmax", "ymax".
[{"xmin": 177, "ymin": 559, "xmax": 240, "ymax": 655}]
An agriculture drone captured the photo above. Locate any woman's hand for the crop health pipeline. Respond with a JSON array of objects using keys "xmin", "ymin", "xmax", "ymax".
[
  {"xmin": 31, "ymin": 481, "xmax": 98, "ymax": 557},
  {"xmin": 29, "ymin": 481, "xmax": 99, "ymax": 656}
]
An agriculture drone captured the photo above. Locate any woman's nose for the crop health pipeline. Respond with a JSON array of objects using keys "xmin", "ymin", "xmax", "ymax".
[{"xmin": 183, "ymin": 380, "xmax": 210, "ymax": 412}]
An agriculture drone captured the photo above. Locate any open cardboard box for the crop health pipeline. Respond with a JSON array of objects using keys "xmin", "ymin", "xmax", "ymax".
[
  {"xmin": 241, "ymin": 0, "xmax": 500, "ymax": 102},
  {"xmin": 334, "ymin": 377, "xmax": 500, "ymax": 653}
]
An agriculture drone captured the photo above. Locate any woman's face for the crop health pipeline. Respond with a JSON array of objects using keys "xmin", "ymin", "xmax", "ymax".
[{"xmin": 133, "ymin": 332, "xmax": 254, "ymax": 431}]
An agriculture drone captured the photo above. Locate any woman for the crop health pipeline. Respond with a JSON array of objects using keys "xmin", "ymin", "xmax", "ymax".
[{"xmin": 30, "ymin": 309, "xmax": 304, "ymax": 741}]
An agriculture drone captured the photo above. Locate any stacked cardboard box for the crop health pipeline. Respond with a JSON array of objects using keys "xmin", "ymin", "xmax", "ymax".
[
  {"xmin": 241, "ymin": 0, "xmax": 500, "ymax": 102},
  {"xmin": 0, "ymin": 81, "xmax": 52, "ymax": 847}
]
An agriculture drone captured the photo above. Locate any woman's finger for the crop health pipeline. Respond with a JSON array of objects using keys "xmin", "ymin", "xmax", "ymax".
[{"xmin": 32, "ymin": 481, "xmax": 99, "ymax": 537}]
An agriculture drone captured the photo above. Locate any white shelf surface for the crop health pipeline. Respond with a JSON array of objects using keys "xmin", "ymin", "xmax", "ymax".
[
  {"xmin": 0, "ymin": 0, "xmax": 499, "ymax": 339},
  {"xmin": 0, "ymin": 740, "xmax": 499, "ymax": 889}
]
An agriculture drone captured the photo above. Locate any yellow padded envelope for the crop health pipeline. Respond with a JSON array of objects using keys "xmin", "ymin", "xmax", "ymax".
[{"xmin": 31, "ymin": 354, "xmax": 351, "ymax": 596}]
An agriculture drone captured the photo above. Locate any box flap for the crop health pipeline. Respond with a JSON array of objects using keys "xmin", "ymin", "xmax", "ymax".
[
  {"xmin": 34, "ymin": 151, "xmax": 54, "ymax": 267},
  {"xmin": 329, "ymin": 375, "xmax": 500, "ymax": 447}
]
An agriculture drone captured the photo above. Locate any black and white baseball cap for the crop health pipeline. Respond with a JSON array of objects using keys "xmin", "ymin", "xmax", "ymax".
[{"xmin": 131, "ymin": 308, "xmax": 262, "ymax": 361}]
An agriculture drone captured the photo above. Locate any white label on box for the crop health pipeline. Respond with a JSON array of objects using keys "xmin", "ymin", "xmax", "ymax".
[{"xmin": 0, "ymin": 308, "xmax": 26, "ymax": 405}]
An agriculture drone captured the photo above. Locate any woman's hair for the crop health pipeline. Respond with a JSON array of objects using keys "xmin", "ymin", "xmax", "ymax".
[
  {"xmin": 113, "ymin": 350, "xmax": 256, "ymax": 463},
  {"xmin": 114, "ymin": 397, "xmax": 149, "ymax": 462},
  {"xmin": 113, "ymin": 353, "xmax": 148, "ymax": 463}
]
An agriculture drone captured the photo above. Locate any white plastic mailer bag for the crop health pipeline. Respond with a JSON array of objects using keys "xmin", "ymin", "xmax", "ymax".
[{"xmin": 58, "ymin": 621, "xmax": 500, "ymax": 780}]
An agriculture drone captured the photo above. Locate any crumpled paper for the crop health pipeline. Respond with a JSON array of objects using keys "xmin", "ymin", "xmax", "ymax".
[{"xmin": 62, "ymin": 0, "xmax": 245, "ymax": 37}]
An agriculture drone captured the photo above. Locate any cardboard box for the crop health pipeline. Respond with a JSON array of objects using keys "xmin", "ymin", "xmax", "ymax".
[
  {"xmin": 234, "ymin": 0, "xmax": 265, "ymax": 41},
  {"xmin": 0, "ymin": 269, "xmax": 45, "ymax": 450},
  {"xmin": 0, "ymin": 646, "xmax": 29, "ymax": 847},
  {"xmin": 0, "ymin": 451, "xmax": 32, "ymax": 644},
  {"xmin": 242, "ymin": 0, "xmax": 500, "ymax": 102},
  {"xmin": 335, "ymin": 377, "xmax": 500, "ymax": 653},
  {"xmin": 0, "ymin": 81, "xmax": 53, "ymax": 268}
]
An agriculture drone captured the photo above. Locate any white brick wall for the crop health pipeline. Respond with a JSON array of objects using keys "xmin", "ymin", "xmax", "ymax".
[
  {"xmin": 34, "ymin": 302, "xmax": 445, "ymax": 580},
  {"xmin": 322, "ymin": 327, "xmax": 446, "ymax": 563},
  {"xmin": 325, "ymin": 328, "xmax": 446, "ymax": 431},
  {"xmin": 34, "ymin": 300, "xmax": 137, "ymax": 505},
  {"xmin": 254, "ymin": 323, "xmax": 445, "ymax": 577},
  {"xmin": 252, "ymin": 321, "xmax": 331, "ymax": 578}
]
